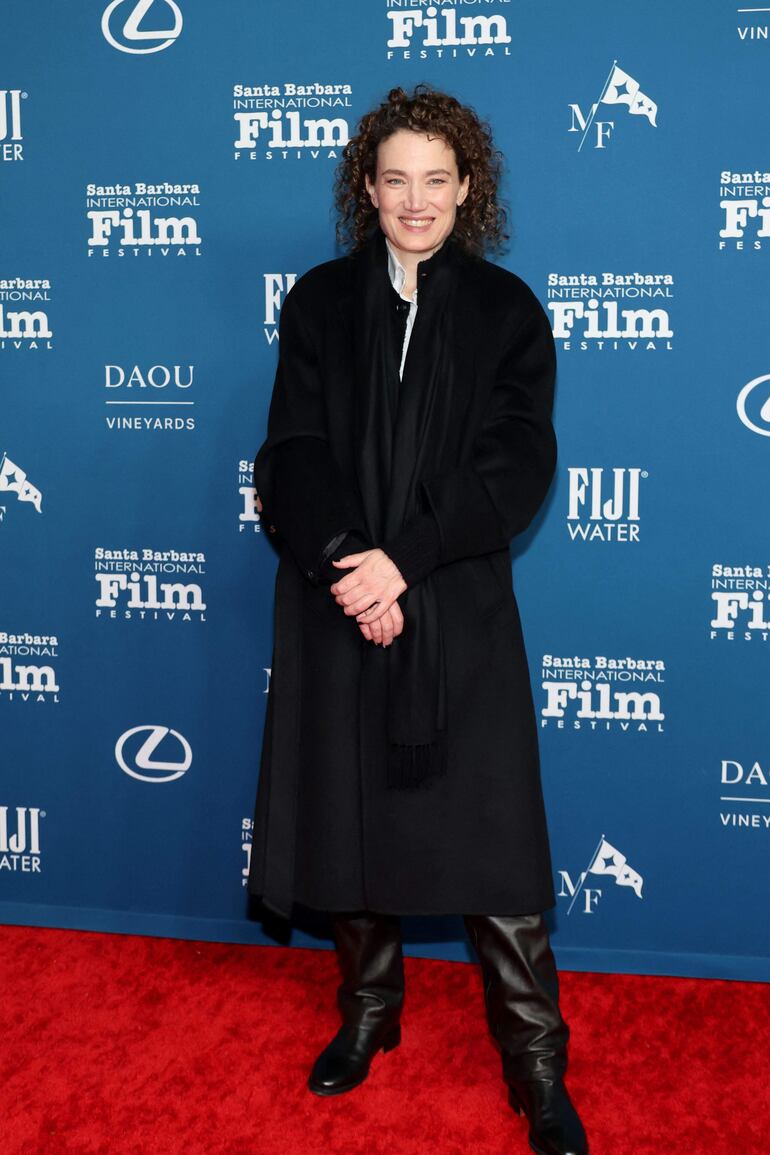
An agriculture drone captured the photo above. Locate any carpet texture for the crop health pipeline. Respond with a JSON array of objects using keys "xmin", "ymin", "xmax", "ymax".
[{"xmin": 0, "ymin": 925, "xmax": 765, "ymax": 1154}]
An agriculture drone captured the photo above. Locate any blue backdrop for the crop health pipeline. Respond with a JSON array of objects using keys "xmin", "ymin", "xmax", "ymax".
[{"xmin": 2, "ymin": 0, "xmax": 768, "ymax": 982}]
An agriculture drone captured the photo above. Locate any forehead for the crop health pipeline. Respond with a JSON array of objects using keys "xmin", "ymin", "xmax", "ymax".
[{"xmin": 376, "ymin": 129, "xmax": 458, "ymax": 173}]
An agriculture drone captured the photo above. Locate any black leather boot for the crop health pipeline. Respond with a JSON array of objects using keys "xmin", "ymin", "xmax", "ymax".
[
  {"xmin": 463, "ymin": 914, "xmax": 588, "ymax": 1155},
  {"xmin": 308, "ymin": 910, "xmax": 404, "ymax": 1096}
]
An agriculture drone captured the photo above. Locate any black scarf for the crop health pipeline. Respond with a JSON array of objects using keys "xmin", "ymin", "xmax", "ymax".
[{"xmin": 351, "ymin": 228, "xmax": 462, "ymax": 790}]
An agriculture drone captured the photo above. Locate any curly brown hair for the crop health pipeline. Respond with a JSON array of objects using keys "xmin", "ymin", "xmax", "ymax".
[{"xmin": 333, "ymin": 84, "xmax": 507, "ymax": 256}]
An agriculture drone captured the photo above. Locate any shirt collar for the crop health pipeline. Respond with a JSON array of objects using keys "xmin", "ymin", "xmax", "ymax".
[{"xmin": 385, "ymin": 237, "xmax": 417, "ymax": 303}]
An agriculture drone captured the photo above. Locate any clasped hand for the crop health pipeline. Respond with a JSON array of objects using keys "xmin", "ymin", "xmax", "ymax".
[
  {"xmin": 255, "ymin": 495, "xmax": 405, "ymax": 646},
  {"xmin": 330, "ymin": 549, "xmax": 407, "ymax": 647}
]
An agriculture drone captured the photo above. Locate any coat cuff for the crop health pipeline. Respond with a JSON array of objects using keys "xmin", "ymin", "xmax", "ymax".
[
  {"xmin": 382, "ymin": 512, "xmax": 442, "ymax": 587},
  {"xmin": 317, "ymin": 529, "xmax": 372, "ymax": 583}
]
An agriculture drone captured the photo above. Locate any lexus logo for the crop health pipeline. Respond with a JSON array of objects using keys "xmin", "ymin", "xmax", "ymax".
[
  {"xmin": 115, "ymin": 725, "xmax": 192, "ymax": 783},
  {"xmin": 102, "ymin": 0, "xmax": 183, "ymax": 54},
  {"xmin": 737, "ymin": 374, "xmax": 770, "ymax": 437}
]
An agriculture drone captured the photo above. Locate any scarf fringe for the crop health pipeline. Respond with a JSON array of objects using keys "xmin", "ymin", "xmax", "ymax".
[{"xmin": 386, "ymin": 731, "xmax": 448, "ymax": 790}]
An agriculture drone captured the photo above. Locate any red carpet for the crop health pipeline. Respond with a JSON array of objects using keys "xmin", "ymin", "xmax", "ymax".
[{"xmin": 0, "ymin": 925, "xmax": 765, "ymax": 1154}]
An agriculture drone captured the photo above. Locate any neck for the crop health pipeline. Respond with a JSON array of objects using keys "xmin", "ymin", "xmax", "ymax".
[{"xmin": 388, "ymin": 236, "xmax": 447, "ymax": 289}]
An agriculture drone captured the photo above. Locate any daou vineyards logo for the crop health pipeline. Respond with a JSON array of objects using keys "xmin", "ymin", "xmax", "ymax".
[
  {"xmin": 719, "ymin": 759, "xmax": 770, "ymax": 832},
  {"xmin": 86, "ymin": 181, "xmax": 201, "ymax": 257},
  {"xmin": 736, "ymin": 373, "xmax": 770, "ymax": 436},
  {"xmin": 234, "ymin": 82, "xmax": 352, "ymax": 161},
  {"xmin": 737, "ymin": 5, "xmax": 770, "ymax": 42},
  {"xmin": 94, "ymin": 546, "xmax": 206, "ymax": 622},
  {"xmin": 0, "ymin": 806, "xmax": 44, "ymax": 874},
  {"xmin": 719, "ymin": 169, "xmax": 770, "ymax": 251},
  {"xmin": 1, "ymin": 88, "xmax": 25, "ymax": 162},
  {"xmin": 385, "ymin": 2, "xmax": 511, "ymax": 61},
  {"xmin": 102, "ymin": 0, "xmax": 183, "ymax": 54},
  {"xmin": 540, "ymin": 654, "xmax": 665, "ymax": 733},
  {"xmin": 0, "ymin": 630, "xmax": 59, "ymax": 704},
  {"xmin": 115, "ymin": 725, "xmax": 191, "ymax": 783},
  {"xmin": 103, "ymin": 362, "xmax": 195, "ymax": 432},
  {"xmin": 547, "ymin": 272, "xmax": 673, "ymax": 351},
  {"xmin": 0, "ymin": 452, "xmax": 42, "ymax": 524},
  {"xmin": 569, "ymin": 61, "xmax": 657, "ymax": 151},
  {"xmin": 558, "ymin": 836, "xmax": 644, "ymax": 915},
  {"xmin": 709, "ymin": 563, "xmax": 770, "ymax": 642},
  {"xmin": 263, "ymin": 273, "xmax": 296, "ymax": 344},
  {"xmin": 0, "ymin": 277, "xmax": 52, "ymax": 351},
  {"xmin": 567, "ymin": 468, "xmax": 646, "ymax": 542}
]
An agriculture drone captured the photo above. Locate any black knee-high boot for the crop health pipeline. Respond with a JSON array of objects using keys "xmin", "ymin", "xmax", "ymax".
[
  {"xmin": 463, "ymin": 914, "xmax": 588, "ymax": 1155},
  {"xmin": 308, "ymin": 910, "xmax": 404, "ymax": 1096}
]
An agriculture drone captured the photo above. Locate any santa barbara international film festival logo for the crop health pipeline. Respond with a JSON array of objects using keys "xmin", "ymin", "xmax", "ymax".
[
  {"xmin": 0, "ymin": 630, "xmax": 59, "ymax": 704},
  {"xmin": 0, "ymin": 806, "xmax": 45, "ymax": 875},
  {"xmin": 94, "ymin": 546, "xmax": 206, "ymax": 622},
  {"xmin": 566, "ymin": 467, "xmax": 647, "ymax": 543},
  {"xmin": 558, "ymin": 836, "xmax": 644, "ymax": 915},
  {"xmin": 0, "ymin": 278, "xmax": 53, "ymax": 351},
  {"xmin": 546, "ymin": 272, "xmax": 673, "ymax": 351},
  {"xmin": 85, "ymin": 182, "xmax": 201, "ymax": 258},
  {"xmin": 0, "ymin": 452, "xmax": 42, "ymax": 524},
  {"xmin": 101, "ymin": 0, "xmax": 182, "ymax": 54},
  {"xmin": 1, "ymin": 88, "xmax": 25, "ymax": 162},
  {"xmin": 103, "ymin": 362, "xmax": 195, "ymax": 433},
  {"xmin": 569, "ymin": 62, "xmax": 657, "ymax": 150},
  {"xmin": 540, "ymin": 654, "xmax": 666, "ymax": 734},
  {"xmin": 737, "ymin": 372, "xmax": 770, "ymax": 436},
  {"xmin": 241, "ymin": 817, "xmax": 253, "ymax": 886},
  {"xmin": 385, "ymin": 2, "xmax": 511, "ymax": 61},
  {"xmin": 709, "ymin": 563, "xmax": 770, "ymax": 642},
  {"xmin": 115, "ymin": 725, "xmax": 191, "ymax": 783},
  {"xmin": 238, "ymin": 459, "xmax": 262, "ymax": 534},
  {"xmin": 719, "ymin": 169, "xmax": 770, "ymax": 251},
  {"xmin": 719, "ymin": 758, "xmax": 770, "ymax": 833},
  {"xmin": 233, "ymin": 83, "xmax": 353, "ymax": 161}
]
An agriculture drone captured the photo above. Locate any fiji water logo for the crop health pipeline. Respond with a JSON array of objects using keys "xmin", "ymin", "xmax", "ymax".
[
  {"xmin": 102, "ymin": 0, "xmax": 183, "ymax": 54},
  {"xmin": 0, "ymin": 806, "xmax": 44, "ymax": 872},
  {"xmin": 558, "ymin": 836, "xmax": 644, "ymax": 914},
  {"xmin": 569, "ymin": 61, "xmax": 658, "ymax": 151},
  {"xmin": 1, "ymin": 89, "xmax": 25, "ymax": 161}
]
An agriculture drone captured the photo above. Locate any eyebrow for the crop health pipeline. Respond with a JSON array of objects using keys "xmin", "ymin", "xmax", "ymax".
[{"xmin": 380, "ymin": 168, "xmax": 453, "ymax": 176}]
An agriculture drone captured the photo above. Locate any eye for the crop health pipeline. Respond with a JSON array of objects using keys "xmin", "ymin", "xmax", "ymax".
[
  {"xmin": 428, "ymin": 178, "xmax": 447, "ymax": 185},
  {"xmin": 385, "ymin": 178, "xmax": 404, "ymax": 186}
]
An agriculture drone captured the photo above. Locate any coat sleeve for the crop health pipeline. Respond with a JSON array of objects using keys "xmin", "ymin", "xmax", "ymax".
[
  {"xmin": 415, "ymin": 288, "xmax": 557, "ymax": 567},
  {"xmin": 254, "ymin": 284, "xmax": 372, "ymax": 586}
]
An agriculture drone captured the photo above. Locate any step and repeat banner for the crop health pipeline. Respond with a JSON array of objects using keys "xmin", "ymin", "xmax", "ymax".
[{"xmin": 2, "ymin": 2, "xmax": 768, "ymax": 981}]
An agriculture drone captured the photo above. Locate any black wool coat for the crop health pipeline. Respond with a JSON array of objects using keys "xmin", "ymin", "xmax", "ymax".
[{"xmin": 247, "ymin": 228, "xmax": 558, "ymax": 920}]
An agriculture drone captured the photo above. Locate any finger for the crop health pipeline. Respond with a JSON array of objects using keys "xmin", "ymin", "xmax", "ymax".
[
  {"xmin": 358, "ymin": 621, "xmax": 373, "ymax": 642},
  {"xmin": 380, "ymin": 613, "xmax": 395, "ymax": 647},
  {"xmin": 332, "ymin": 553, "xmax": 366, "ymax": 565},
  {"xmin": 369, "ymin": 616, "xmax": 383, "ymax": 644}
]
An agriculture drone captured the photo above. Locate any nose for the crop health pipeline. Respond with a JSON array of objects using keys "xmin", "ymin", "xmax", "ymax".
[{"xmin": 402, "ymin": 182, "xmax": 428, "ymax": 213}]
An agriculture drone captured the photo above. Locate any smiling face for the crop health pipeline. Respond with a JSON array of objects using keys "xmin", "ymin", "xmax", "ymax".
[{"xmin": 364, "ymin": 129, "xmax": 470, "ymax": 267}]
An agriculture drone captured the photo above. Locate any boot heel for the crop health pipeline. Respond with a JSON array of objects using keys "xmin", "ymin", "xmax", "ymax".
[
  {"xmin": 508, "ymin": 1085, "xmax": 522, "ymax": 1114},
  {"xmin": 381, "ymin": 1024, "xmax": 401, "ymax": 1053}
]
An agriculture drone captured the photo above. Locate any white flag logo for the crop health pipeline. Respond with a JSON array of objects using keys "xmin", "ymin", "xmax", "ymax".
[
  {"xmin": 601, "ymin": 64, "xmax": 658, "ymax": 126},
  {"xmin": 0, "ymin": 453, "xmax": 42, "ymax": 513}
]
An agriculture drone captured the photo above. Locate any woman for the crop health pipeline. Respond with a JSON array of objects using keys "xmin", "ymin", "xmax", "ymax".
[{"xmin": 248, "ymin": 85, "xmax": 588, "ymax": 1155}]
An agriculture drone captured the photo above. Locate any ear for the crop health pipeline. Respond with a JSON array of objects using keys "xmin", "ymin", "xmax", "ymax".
[
  {"xmin": 364, "ymin": 173, "xmax": 378, "ymax": 208},
  {"xmin": 457, "ymin": 174, "xmax": 470, "ymax": 206}
]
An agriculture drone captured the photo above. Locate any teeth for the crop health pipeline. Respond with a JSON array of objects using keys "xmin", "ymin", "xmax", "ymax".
[{"xmin": 401, "ymin": 218, "xmax": 432, "ymax": 227}]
